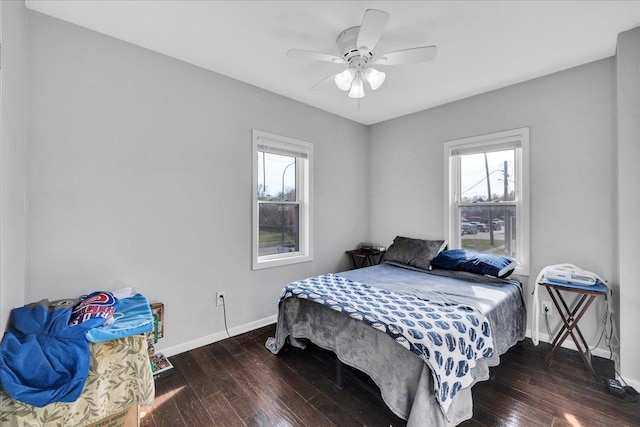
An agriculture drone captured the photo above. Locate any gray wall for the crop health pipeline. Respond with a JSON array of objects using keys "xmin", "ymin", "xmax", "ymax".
[
  {"xmin": 26, "ymin": 11, "xmax": 369, "ymax": 353},
  {"xmin": 617, "ymin": 27, "xmax": 640, "ymax": 386},
  {"xmin": 369, "ymin": 58, "xmax": 618, "ymax": 358},
  {"xmin": 0, "ymin": 1, "xmax": 27, "ymax": 334}
]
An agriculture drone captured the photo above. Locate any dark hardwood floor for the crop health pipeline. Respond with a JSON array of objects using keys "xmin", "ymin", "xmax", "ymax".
[{"xmin": 140, "ymin": 324, "xmax": 640, "ymax": 426}]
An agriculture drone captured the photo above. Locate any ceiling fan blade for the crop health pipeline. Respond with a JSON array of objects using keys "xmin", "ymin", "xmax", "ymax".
[
  {"xmin": 309, "ymin": 73, "xmax": 338, "ymax": 91},
  {"xmin": 356, "ymin": 9, "xmax": 390, "ymax": 51},
  {"xmin": 374, "ymin": 46, "xmax": 437, "ymax": 66},
  {"xmin": 287, "ymin": 49, "xmax": 345, "ymax": 64}
]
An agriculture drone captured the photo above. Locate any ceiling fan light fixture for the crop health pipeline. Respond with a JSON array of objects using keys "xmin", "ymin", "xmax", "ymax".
[
  {"xmin": 348, "ymin": 74, "xmax": 365, "ymax": 98},
  {"xmin": 362, "ymin": 67, "xmax": 386, "ymax": 90},
  {"xmin": 289, "ymin": 9, "xmax": 437, "ymax": 100},
  {"xmin": 335, "ymin": 68, "xmax": 356, "ymax": 91}
]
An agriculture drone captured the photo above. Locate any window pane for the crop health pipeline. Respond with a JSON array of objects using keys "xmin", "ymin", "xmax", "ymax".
[
  {"xmin": 258, "ymin": 203, "xmax": 299, "ymax": 256},
  {"xmin": 460, "ymin": 205, "xmax": 516, "ymax": 258},
  {"xmin": 460, "ymin": 150, "xmax": 515, "ymax": 202},
  {"xmin": 257, "ymin": 152, "xmax": 296, "ymax": 201}
]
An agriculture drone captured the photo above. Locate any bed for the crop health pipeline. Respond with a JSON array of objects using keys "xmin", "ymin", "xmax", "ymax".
[{"xmin": 268, "ymin": 239, "xmax": 526, "ymax": 426}]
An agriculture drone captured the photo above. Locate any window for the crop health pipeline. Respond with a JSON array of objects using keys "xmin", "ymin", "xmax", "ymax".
[
  {"xmin": 252, "ymin": 130, "xmax": 313, "ymax": 269},
  {"xmin": 444, "ymin": 128, "xmax": 530, "ymax": 275}
]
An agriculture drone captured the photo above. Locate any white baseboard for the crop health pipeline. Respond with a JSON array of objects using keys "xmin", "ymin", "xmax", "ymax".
[
  {"xmin": 525, "ymin": 328, "xmax": 612, "ymax": 359},
  {"xmin": 158, "ymin": 314, "xmax": 277, "ymax": 357}
]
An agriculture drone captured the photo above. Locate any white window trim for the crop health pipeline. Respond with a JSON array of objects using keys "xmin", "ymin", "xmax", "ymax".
[
  {"xmin": 252, "ymin": 130, "xmax": 313, "ymax": 270},
  {"xmin": 444, "ymin": 127, "xmax": 530, "ymax": 276}
]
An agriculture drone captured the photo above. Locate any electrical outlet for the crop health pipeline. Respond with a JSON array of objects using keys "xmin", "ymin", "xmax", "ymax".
[
  {"xmin": 542, "ymin": 300, "xmax": 553, "ymax": 316},
  {"xmin": 216, "ymin": 291, "xmax": 225, "ymax": 306}
]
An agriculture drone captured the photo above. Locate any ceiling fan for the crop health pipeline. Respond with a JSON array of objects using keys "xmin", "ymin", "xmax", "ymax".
[{"xmin": 287, "ymin": 9, "xmax": 437, "ymax": 99}]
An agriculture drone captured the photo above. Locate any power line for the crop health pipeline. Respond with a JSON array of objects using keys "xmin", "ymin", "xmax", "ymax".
[{"xmin": 461, "ymin": 169, "xmax": 503, "ymax": 195}]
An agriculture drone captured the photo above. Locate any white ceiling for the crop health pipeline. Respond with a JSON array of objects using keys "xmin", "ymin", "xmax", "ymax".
[{"xmin": 25, "ymin": 1, "xmax": 640, "ymax": 125}]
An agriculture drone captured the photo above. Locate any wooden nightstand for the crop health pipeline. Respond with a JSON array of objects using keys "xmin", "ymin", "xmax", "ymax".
[{"xmin": 345, "ymin": 249, "xmax": 385, "ymax": 269}]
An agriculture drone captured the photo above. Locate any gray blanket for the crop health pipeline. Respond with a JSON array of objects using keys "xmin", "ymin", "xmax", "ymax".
[{"xmin": 270, "ymin": 263, "xmax": 526, "ymax": 426}]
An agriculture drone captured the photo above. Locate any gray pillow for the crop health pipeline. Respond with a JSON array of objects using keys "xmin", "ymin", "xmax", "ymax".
[{"xmin": 383, "ymin": 236, "xmax": 447, "ymax": 271}]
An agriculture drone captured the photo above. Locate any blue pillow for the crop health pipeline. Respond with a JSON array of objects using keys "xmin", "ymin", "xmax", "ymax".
[{"xmin": 431, "ymin": 249, "xmax": 517, "ymax": 278}]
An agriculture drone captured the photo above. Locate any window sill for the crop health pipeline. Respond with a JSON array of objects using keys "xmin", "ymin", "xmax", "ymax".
[{"xmin": 252, "ymin": 254, "xmax": 313, "ymax": 270}]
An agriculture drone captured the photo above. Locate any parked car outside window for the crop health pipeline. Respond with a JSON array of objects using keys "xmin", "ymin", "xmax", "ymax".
[{"xmin": 461, "ymin": 222, "xmax": 478, "ymax": 235}]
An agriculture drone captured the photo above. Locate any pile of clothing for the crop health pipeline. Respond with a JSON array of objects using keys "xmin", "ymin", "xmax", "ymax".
[{"xmin": 0, "ymin": 288, "xmax": 153, "ymax": 407}]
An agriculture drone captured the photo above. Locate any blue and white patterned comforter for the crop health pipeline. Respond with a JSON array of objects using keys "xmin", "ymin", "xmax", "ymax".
[{"xmin": 279, "ymin": 273, "xmax": 494, "ymax": 414}]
